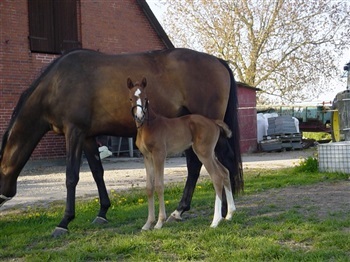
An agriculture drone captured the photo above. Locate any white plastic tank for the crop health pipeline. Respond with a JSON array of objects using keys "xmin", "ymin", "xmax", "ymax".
[{"xmin": 318, "ymin": 141, "xmax": 350, "ymax": 174}]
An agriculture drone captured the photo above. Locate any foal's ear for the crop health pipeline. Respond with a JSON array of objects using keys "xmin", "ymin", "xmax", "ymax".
[
  {"xmin": 141, "ymin": 77, "xmax": 147, "ymax": 88},
  {"xmin": 127, "ymin": 77, "xmax": 133, "ymax": 89}
]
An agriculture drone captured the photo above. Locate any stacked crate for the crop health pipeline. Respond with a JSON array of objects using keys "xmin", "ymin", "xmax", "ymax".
[{"xmin": 260, "ymin": 115, "xmax": 302, "ymax": 152}]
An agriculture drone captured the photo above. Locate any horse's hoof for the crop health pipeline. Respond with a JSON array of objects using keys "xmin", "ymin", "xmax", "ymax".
[
  {"xmin": 52, "ymin": 227, "xmax": 68, "ymax": 237},
  {"xmin": 225, "ymin": 214, "xmax": 233, "ymax": 221},
  {"xmin": 154, "ymin": 222, "xmax": 164, "ymax": 229},
  {"xmin": 166, "ymin": 210, "xmax": 183, "ymax": 222},
  {"xmin": 92, "ymin": 216, "xmax": 108, "ymax": 224},
  {"xmin": 210, "ymin": 217, "xmax": 223, "ymax": 228},
  {"xmin": 166, "ymin": 215, "xmax": 177, "ymax": 223}
]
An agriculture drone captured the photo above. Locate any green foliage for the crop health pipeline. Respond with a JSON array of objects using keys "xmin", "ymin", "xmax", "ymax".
[
  {"xmin": 303, "ymin": 132, "xmax": 331, "ymax": 141},
  {"xmin": 0, "ymin": 168, "xmax": 348, "ymax": 261}
]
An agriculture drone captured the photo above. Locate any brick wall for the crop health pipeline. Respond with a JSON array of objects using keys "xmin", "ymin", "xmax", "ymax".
[
  {"xmin": 0, "ymin": 0, "xmax": 167, "ymax": 160},
  {"xmin": 81, "ymin": 1, "xmax": 165, "ymax": 53}
]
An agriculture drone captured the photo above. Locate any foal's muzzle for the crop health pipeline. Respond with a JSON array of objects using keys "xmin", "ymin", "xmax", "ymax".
[{"xmin": 131, "ymin": 105, "xmax": 147, "ymax": 125}]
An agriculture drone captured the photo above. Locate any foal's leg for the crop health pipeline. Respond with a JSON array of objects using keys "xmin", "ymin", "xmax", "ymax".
[
  {"xmin": 196, "ymin": 154, "xmax": 224, "ymax": 227},
  {"xmin": 215, "ymin": 136, "xmax": 238, "ymax": 216},
  {"xmin": 142, "ymin": 156, "xmax": 156, "ymax": 230},
  {"xmin": 169, "ymin": 148, "xmax": 202, "ymax": 221},
  {"xmin": 209, "ymin": 159, "xmax": 236, "ymax": 227},
  {"xmin": 153, "ymin": 155, "xmax": 166, "ymax": 229},
  {"xmin": 216, "ymin": 159, "xmax": 236, "ymax": 221},
  {"xmin": 83, "ymin": 137, "xmax": 111, "ymax": 224},
  {"xmin": 198, "ymin": 151, "xmax": 234, "ymax": 228}
]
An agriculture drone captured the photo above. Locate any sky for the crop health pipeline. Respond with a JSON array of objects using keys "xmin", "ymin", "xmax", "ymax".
[{"xmin": 147, "ymin": 1, "xmax": 350, "ymax": 105}]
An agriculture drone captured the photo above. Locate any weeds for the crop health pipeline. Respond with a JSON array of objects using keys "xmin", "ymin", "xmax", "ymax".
[{"xmin": 294, "ymin": 156, "xmax": 319, "ymax": 173}]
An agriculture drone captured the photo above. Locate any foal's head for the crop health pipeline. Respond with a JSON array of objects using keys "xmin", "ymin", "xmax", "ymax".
[{"xmin": 127, "ymin": 77, "xmax": 149, "ymax": 125}]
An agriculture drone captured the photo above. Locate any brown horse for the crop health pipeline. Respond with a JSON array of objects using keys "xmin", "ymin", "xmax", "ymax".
[
  {"xmin": 0, "ymin": 48, "xmax": 243, "ymax": 236},
  {"xmin": 127, "ymin": 78, "xmax": 236, "ymax": 229}
]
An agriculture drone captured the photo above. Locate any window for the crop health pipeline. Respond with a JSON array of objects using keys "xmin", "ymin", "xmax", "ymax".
[{"xmin": 28, "ymin": 0, "xmax": 80, "ymax": 54}]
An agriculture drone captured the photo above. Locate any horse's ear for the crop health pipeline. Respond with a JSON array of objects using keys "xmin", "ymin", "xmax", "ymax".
[
  {"xmin": 142, "ymin": 77, "xmax": 147, "ymax": 88},
  {"xmin": 127, "ymin": 77, "xmax": 133, "ymax": 89}
]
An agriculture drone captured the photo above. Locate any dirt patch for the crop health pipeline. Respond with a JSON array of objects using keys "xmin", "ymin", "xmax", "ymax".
[{"xmin": 238, "ymin": 181, "xmax": 350, "ymax": 220}]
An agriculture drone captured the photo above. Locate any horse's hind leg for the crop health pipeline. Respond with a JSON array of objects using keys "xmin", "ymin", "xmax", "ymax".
[
  {"xmin": 83, "ymin": 137, "xmax": 111, "ymax": 224},
  {"xmin": 168, "ymin": 148, "xmax": 202, "ymax": 221},
  {"xmin": 53, "ymin": 128, "xmax": 84, "ymax": 237}
]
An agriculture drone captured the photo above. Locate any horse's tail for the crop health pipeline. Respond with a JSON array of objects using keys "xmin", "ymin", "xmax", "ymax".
[
  {"xmin": 219, "ymin": 59, "xmax": 244, "ymax": 195},
  {"xmin": 215, "ymin": 120, "xmax": 232, "ymax": 139}
]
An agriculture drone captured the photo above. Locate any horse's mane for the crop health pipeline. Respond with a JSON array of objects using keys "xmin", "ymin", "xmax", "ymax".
[{"xmin": 0, "ymin": 49, "xmax": 87, "ymax": 160}]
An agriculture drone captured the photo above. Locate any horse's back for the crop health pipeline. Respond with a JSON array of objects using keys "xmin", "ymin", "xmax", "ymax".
[{"xmin": 34, "ymin": 48, "xmax": 231, "ymax": 136}]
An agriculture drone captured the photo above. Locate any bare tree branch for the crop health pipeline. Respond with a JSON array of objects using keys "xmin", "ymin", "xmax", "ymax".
[{"xmin": 161, "ymin": 0, "xmax": 350, "ymax": 103}]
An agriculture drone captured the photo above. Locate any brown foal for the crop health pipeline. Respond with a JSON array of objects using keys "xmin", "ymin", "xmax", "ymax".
[{"xmin": 127, "ymin": 77, "xmax": 236, "ymax": 230}]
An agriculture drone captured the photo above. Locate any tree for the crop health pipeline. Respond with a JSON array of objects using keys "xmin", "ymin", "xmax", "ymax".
[{"xmin": 160, "ymin": 0, "xmax": 350, "ymax": 104}]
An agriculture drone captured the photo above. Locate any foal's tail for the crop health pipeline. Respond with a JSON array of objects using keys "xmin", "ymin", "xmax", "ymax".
[{"xmin": 215, "ymin": 120, "xmax": 232, "ymax": 139}]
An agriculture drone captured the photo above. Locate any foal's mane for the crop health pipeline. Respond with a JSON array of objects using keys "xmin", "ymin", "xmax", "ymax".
[{"xmin": 0, "ymin": 49, "xmax": 85, "ymax": 160}]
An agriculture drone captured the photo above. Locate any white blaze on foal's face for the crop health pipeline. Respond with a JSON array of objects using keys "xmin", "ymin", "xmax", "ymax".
[{"xmin": 134, "ymin": 88, "xmax": 143, "ymax": 119}]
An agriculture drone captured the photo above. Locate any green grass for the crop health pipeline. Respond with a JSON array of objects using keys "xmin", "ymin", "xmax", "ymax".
[{"xmin": 1, "ymin": 161, "xmax": 349, "ymax": 261}]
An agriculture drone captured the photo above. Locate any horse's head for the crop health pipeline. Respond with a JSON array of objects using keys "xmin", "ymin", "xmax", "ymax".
[
  {"xmin": 0, "ymin": 131, "xmax": 14, "ymax": 206},
  {"xmin": 127, "ymin": 77, "xmax": 149, "ymax": 126}
]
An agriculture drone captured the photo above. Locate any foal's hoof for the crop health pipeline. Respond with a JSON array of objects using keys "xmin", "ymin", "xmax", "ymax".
[
  {"xmin": 92, "ymin": 216, "xmax": 108, "ymax": 224},
  {"xmin": 52, "ymin": 227, "xmax": 68, "ymax": 237},
  {"xmin": 166, "ymin": 210, "xmax": 183, "ymax": 222},
  {"xmin": 141, "ymin": 225, "xmax": 151, "ymax": 231}
]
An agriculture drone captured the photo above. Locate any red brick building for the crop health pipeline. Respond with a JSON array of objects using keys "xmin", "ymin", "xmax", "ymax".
[
  {"xmin": 0, "ymin": 0, "xmax": 257, "ymax": 158},
  {"xmin": 0, "ymin": 0, "xmax": 173, "ymax": 159},
  {"xmin": 237, "ymin": 83, "xmax": 259, "ymax": 153}
]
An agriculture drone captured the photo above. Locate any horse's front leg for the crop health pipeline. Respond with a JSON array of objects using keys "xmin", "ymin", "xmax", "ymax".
[
  {"xmin": 153, "ymin": 156, "xmax": 166, "ymax": 229},
  {"xmin": 142, "ymin": 156, "xmax": 155, "ymax": 231},
  {"xmin": 168, "ymin": 148, "xmax": 202, "ymax": 221},
  {"xmin": 52, "ymin": 129, "xmax": 84, "ymax": 237},
  {"xmin": 83, "ymin": 137, "xmax": 111, "ymax": 224}
]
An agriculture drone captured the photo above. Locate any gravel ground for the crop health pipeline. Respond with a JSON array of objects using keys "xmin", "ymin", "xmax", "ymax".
[{"xmin": 0, "ymin": 149, "xmax": 318, "ymax": 211}]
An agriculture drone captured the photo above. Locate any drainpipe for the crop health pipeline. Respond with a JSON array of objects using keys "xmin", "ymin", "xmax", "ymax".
[{"xmin": 344, "ymin": 62, "xmax": 350, "ymax": 90}]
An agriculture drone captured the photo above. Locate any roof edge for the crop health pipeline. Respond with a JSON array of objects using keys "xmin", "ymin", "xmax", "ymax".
[
  {"xmin": 237, "ymin": 81, "xmax": 261, "ymax": 91},
  {"xmin": 137, "ymin": 0, "xmax": 175, "ymax": 49}
]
